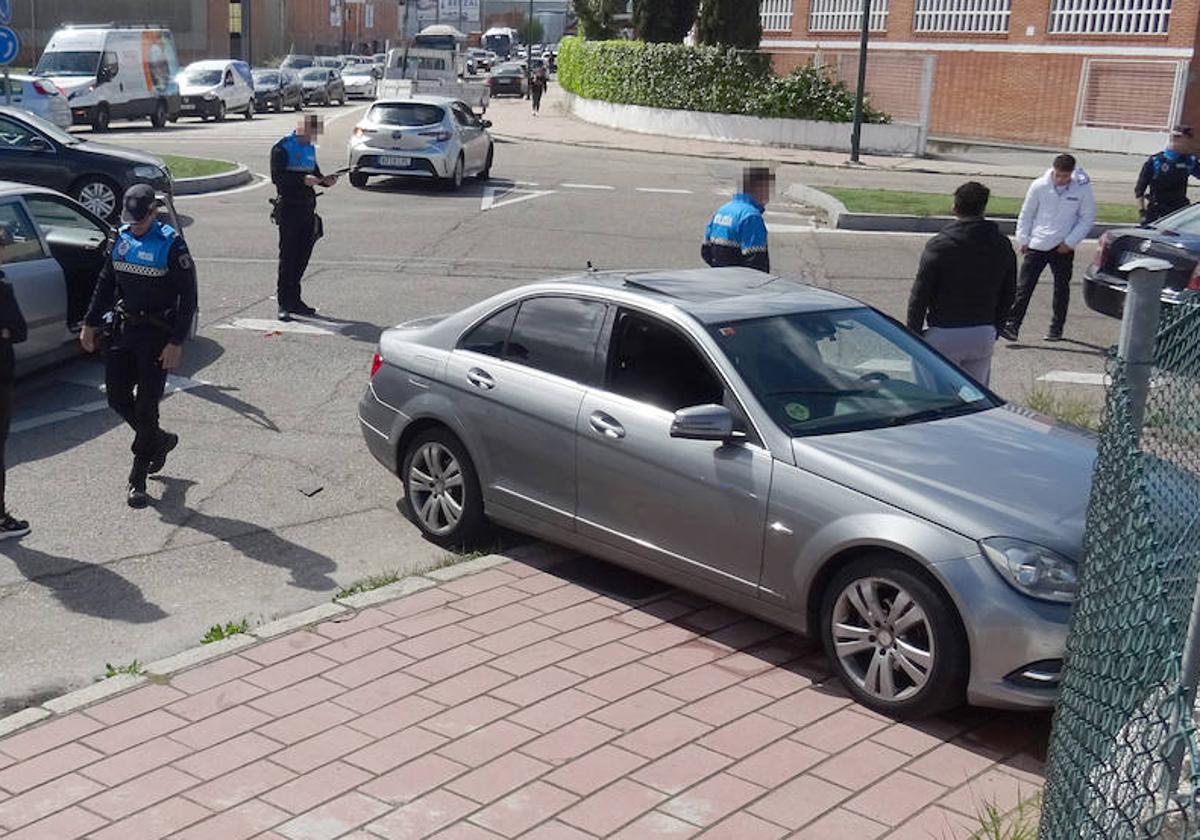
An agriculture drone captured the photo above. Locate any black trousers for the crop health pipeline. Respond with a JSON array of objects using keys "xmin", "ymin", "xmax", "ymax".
[
  {"xmin": 0, "ymin": 377, "xmax": 11, "ymax": 514},
  {"xmin": 531, "ymin": 87, "xmax": 543, "ymax": 111},
  {"xmin": 277, "ymin": 204, "xmax": 317, "ymax": 311},
  {"xmin": 105, "ymin": 328, "xmax": 170, "ymax": 464},
  {"xmin": 1007, "ymin": 248, "xmax": 1074, "ymax": 334}
]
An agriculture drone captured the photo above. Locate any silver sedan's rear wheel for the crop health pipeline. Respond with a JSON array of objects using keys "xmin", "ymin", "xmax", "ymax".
[
  {"xmin": 820, "ymin": 557, "xmax": 966, "ymax": 718},
  {"xmin": 401, "ymin": 428, "xmax": 486, "ymax": 548},
  {"xmin": 74, "ymin": 178, "xmax": 120, "ymax": 223}
]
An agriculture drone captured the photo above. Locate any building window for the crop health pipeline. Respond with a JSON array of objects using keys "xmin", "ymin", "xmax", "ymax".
[
  {"xmin": 229, "ymin": 0, "xmax": 243, "ymax": 35},
  {"xmin": 1048, "ymin": 0, "xmax": 1170, "ymax": 35},
  {"xmin": 809, "ymin": 0, "xmax": 889, "ymax": 33},
  {"xmin": 913, "ymin": 0, "xmax": 1010, "ymax": 33},
  {"xmin": 761, "ymin": 0, "xmax": 793, "ymax": 32}
]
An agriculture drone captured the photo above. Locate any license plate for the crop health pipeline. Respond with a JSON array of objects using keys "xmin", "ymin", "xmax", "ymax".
[
  {"xmin": 379, "ymin": 156, "xmax": 411, "ymax": 168},
  {"xmin": 180, "ymin": 105, "xmax": 197, "ymax": 111}
]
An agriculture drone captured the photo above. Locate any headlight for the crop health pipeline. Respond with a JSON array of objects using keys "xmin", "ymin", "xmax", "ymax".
[
  {"xmin": 133, "ymin": 165, "xmax": 164, "ymax": 180},
  {"xmin": 980, "ymin": 537, "xmax": 1077, "ymax": 603},
  {"xmin": 203, "ymin": 92, "xmax": 217, "ymax": 100}
]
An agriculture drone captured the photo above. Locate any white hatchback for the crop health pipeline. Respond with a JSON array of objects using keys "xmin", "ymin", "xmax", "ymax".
[{"xmin": 347, "ymin": 97, "xmax": 494, "ymax": 191}]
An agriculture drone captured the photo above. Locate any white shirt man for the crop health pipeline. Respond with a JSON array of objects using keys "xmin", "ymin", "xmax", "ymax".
[{"xmin": 1001, "ymin": 154, "xmax": 1096, "ymax": 342}]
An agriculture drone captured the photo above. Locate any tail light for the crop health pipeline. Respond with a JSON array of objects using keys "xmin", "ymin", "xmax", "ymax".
[
  {"xmin": 31, "ymin": 80, "xmax": 59, "ymax": 96},
  {"xmin": 370, "ymin": 352, "xmax": 383, "ymax": 378},
  {"xmin": 1188, "ymin": 262, "xmax": 1200, "ymax": 291},
  {"xmin": 353, "ymin": 126, "xmax": 377, "ymax": 137},
  {"xmin": 420, "ymin": 130, "xmax": 452, "ymax": 142},
  {"xmin": 1091, "ymin": 231, "xmax": 1109, "ymax": 271}
]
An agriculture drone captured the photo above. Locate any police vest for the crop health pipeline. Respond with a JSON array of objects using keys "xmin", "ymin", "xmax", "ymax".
[
  {"xmin": 113, "ymin": 223, "xmax": 176, "ymax": 279},
  {"xmin": 704, "ymin": 194, "xmax": 768, "ymax": 257},
  {"xmin": 1148, "ymin": 152, "xmax": 1198, "ymax": 206},
  {"xmin": 279, "ymin": 132, "xmax": 317, "ymax": 174}
]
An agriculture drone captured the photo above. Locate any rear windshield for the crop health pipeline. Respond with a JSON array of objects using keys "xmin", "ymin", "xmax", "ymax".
[
  {"xmin": 300, "ymin": 69, "xmax": 328, "ymax": 80},
  {"xmin": 282, "ymin": 56, "xmax": 314, "ymax": 68},
  {"xmin": 495, "ymin": 65, "xmax": 522, "ymax": 76},
  {"xmin": 369, "ymin": 103, "xmax": 444, "ymax": 126},
  {"xmin": 1157, "ymin": 204, "xmax": 1200, "ymax": 235},
  {"xmin": 253, "ymin": 71, "xmax": 279, "ymax": 85}
]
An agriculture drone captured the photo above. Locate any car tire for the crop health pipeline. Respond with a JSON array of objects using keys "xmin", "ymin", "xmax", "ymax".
[
  {"xmin": 73, "ymin": 176, "xmax": 121, "ymax": 224},
  {"xmin": 444, "ymin": 155, "xmax": 464, "ymax": 192},
  {"xmin": 215, "ymin": 100, "xmax": 226, "ymax": 121},
  {"xmin": 819, "ymin": 555, "xmax": 967, "ymax": 719},
  {"xmin": 349, "ymin": 171, "xmax": 369, "ymax": 188},
  {"xmin": 400, "ymin": 428, "xmax": 487, "ymax": 549},
  {"xmin": 244, "ymin": 99, "xmax": 254, "ymax": 120},
  {"xmin": 476, "ymin": 145, "xmax": 493, "ymax": 181},
  {"xmin": 150, "ymin": 99, "xmax": 168, "ymax": 128},
  {"xmin": 338, "ymin": 92, "xmax": 346, "ymax": 105},
  {"xmin": 295, "ymin": 99, "xmax": 304, "ymax": 112},
  {"xmin": 92, "ymin": 103, "xmax": 110, "ymax": 132}
]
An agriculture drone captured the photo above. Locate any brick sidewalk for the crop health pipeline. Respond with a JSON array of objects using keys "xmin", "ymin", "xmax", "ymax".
[{"xmin": 0, "ymin": 550, "xmax": 1048, "ymax": 839}]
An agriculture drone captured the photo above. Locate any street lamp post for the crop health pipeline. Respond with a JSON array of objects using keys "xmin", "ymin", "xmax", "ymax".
[
  {"xmin": 528, "ymin": 0, "xmax": 534, "ymax": 47},
  {"xmin": 848, "ymin": 0, "xmax": 872, "ymax": 164}
]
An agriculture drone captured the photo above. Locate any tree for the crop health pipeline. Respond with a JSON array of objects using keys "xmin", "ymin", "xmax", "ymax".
[
  {"xmin": 515, "ymin": 14, "xmax": 546, "ymax": 45},
  {"xmin": 696, "ymin": 0, "xmax": 762, "ymax": 49},
  {"xmin": 633, "ymin": 0, "xmax": 701, "ymax": 43},
  {"xmin": 572, "ymin": 0, "xmax": 622, "ymax": 39}
]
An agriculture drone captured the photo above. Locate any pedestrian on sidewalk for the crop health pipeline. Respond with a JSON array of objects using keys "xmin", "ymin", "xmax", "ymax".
[
  {"xmin": 702, "ymin": 165, "xmax": 773, "ymax": 273},
  {"xmin": 1001, "ymin": 153, "xmax": 1096, "ymax": 343},
  {"xmin": 906, "ymin": 182, "xmax": 1015, "ymax": 386},
  {"xmin": 0, "ymin": 224, "xmax": 29, "ymax": 538},
  {"xmin": 80, "ymin": 186, "xmax": 197, "ymax": 508},
  {"xmin": 530, "ymin": 66, "xmax": 547, "ymax": 115},
  {"xmin": 1136, "ymin": 125, "xmax": 1200, "ymax": 224}
]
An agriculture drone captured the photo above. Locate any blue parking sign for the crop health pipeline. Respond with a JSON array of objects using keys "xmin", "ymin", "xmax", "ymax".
[
  {"xmin": 0, "ymin": 1, "xmax": 9, "ymax": 25},
  {"xmin": 0, "ymin": 26, "xmax": 17, "ymax": 66}
]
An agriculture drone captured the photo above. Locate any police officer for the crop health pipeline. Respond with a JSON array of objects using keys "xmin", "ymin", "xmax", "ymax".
[
  {"xmin": 271, "ymin": 114, "xmax": 338, "ymax": 320},
  {"xmin": 80, "ymin": 185, "xmax": 198, "ymax": 508},
  {"xmin": 702, "ymin": 166, "xmax": 774, "ymax": 273},
  {"xmin": 1136, "ymin": 125, "xmax": 1200, "ymax": 223}
]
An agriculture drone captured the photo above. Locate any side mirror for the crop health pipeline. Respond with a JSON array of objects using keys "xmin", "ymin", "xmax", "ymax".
[
  {"xmin": 225, "ymin": 77, "xmax": 235, "ymax": 86},
  {"xmin": 670, "ymin": 404, "xmax": 736, "ymax": 442},
  {"xmin": 481, "ymin": 119, "xmax": 492, "ymax": 128},
  {"xmin": 27, "ymin": 136, "xmax": 51, "ymax": 153},
  {"xmin": 98, "ymin": 65, "xmax": 115, "ymax": 83}
]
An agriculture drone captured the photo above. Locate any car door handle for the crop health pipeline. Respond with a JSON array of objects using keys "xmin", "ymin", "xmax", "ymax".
[
  {"xmin": 466, "ymin": 368, "xmax": 495, "ymax": 390},
  {"xmin": 589, "ymin": 411, "xmax": 625, "ymax": 440}
]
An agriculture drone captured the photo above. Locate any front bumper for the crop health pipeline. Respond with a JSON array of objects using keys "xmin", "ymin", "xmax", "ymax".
[
  {"xmin": 344, "ymin": 83, "xmax": 375, "ymax": 97},
  {"xmin": 349, "ymin": 144, "xmax": 453, "ymax": 179},
  {"xmin": 933, "ymin": 554, "xmax": 1071, "ymax": 710},
  {"xmin": 178, "ymin": 96, "xmax": 222, "ymax": 118}
]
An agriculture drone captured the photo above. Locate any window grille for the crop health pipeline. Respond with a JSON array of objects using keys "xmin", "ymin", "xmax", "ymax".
[
  {"xmin": 761, "ymin": 0, "xmax": 794, "ymax": 32},
  {"xmin": 809, "ymin": 0, "xmax": 890, "ymax": 32},
  {"xmin": 913, "ymin": 0, "xmax": 1011, "ymax": 33},
  {"xmin": 1048, "ymin": 0, "xmax": 1171, "ymax": 35}
]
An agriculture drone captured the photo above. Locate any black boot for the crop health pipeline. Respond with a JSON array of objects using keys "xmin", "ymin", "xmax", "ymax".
[
  {"xmin": 127, "ymin": 460, "xmax": 150, "ymax": 509},
  {"xmin": 147, "ymin": 432, "xmax": 179, "ymax": 475}
]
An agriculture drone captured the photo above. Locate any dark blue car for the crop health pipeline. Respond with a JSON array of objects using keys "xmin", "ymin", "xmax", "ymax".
[{"xmin": 1085, "ymin": 204, "xmax": 1200, "ymax": 318}]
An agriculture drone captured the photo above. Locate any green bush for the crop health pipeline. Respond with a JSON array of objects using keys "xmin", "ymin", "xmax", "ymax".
[{"xmin": 556, "ymin": 36, "xmax": 890, "ymax": 124}]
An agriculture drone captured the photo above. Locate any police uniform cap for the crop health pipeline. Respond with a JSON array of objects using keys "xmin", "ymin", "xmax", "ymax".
[{"xmin": 121, "ymin": 184, "xmax": 159, "ymax": 224}]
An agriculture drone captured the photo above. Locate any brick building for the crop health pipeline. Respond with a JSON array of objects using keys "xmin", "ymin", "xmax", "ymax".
[{"xmin": 759, "ymin": 0, "xmax": 1195, "ymax": 153}]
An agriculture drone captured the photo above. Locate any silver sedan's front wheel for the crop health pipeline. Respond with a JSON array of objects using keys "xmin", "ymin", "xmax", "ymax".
[
  {"xmin": 400, "ymin": 427, "xmax": 487, "ymax": 548},
  {"xmin": 820, "ymin": 558, "xmax": 967, "ymax": 718}
]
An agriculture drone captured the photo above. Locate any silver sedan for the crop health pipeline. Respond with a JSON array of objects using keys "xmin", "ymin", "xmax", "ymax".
[{"xmin": 358, "ymin": 268, "xmax": 1093, "ymax": 717}]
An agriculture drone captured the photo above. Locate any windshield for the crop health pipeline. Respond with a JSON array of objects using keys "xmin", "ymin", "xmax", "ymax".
[
  {"xmin": 710, "ymin": 307, "xmax": 999, "ymax": 437},
  {"xmin": 1158, "ymin": 204, "xmax": 1200, "ymax": 235},
  {"xmin": 282, "ymin": 55, "xmax": 313, "ymax": 68},
  {"xmin": 495, "ymin": 65, "xmax": 521, "ymax": 76},
  {"xmin": 368, "ymin": 103, "xmax": 444, "ymax": 126},
  {"xmin": 300, "ymin": 69, "xmax": 327, "ymax": 81},
  {"xmin": 8, "ymin": 108, "xmax": 80, "ymax": 145},
  {"xmin": 414, "ymin": 35, "xmax": 457, "ymax": 51},
  {"xmin": 181, "ymin": 69, "xmax": 222, "ymax": 87},
  {"xmin": 484, "ymin": 34, "xmax": 511, "ymax": 54},
  {"xmin": 253, "ymin": 71, "xmax": 279, "ymax": 85},
  {"xmin": 34, "ymin": 50, "xmax": 100, "ymax": 77}
]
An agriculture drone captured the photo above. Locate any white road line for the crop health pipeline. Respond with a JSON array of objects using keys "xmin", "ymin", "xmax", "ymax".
[
  {"xmin": 481, "ymin": 185, "xmax": 557, "ymax": 211},
  {"xmin": 513, "ymin": 180, "xmax": 541, "ymax": 186},
  {"xmin": 1037, "ymin": 371, "xmax": 1109, "ymax": 386},
  {"xmin": 636, "ymin": 187, "xmax": 693, "ymax": 195},
  {"xmin": 216, "ymin": 317, "xmax": 339, "ymax": 336},
  {"xmin": 12, "ymin": 375, "xmax": 207, "ymax": 434},
  {"xmin": 560, "ymin": 183, "xmax": 615, "ymax": 191}
]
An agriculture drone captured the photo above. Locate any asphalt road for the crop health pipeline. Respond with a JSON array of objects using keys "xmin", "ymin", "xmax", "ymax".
[{"xmin": 0, "ymin": 98, "xmax": 1122, "ymax": 713}]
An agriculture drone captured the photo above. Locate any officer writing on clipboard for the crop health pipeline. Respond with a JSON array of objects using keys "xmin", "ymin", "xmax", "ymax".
[{"xmin": 270, "ymin": 114, "xmax": 342, "ymax": 320}]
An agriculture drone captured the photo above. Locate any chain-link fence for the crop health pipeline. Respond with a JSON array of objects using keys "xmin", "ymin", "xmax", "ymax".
[{"xmin": 1040, "ymin": 288, "xmax": 1200, "ymax": 839}]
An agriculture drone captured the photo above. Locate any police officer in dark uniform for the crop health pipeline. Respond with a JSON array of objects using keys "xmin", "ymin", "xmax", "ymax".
[
  {"xmin": 1136, "ymin": 125, "xmax": 1200, "ymax": 223},
  {"xmin": 80, "ymin": 185, "xmax": 198, "ymax": 508},
  {"xmin": 702, "ymin": 166, "xmax": 774, "ymax": 273},
  {"xmin": 271, "ymin": 114, "xmax": 338, "ymax": 320}
]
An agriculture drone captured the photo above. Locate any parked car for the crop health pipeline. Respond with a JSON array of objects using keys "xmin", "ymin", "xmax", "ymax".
[
  {"xmin": 0, "ymin": 74, "xmax": 71, "ymax": 128},
  {"xmin": 1084, "ymin": 204, "xmax": 1200, "ymax": 318},
  {"xmin": 341, "ymin": 64, "xmax": 380, "ymax": 99},
  {"xmin": 0, "ymin": 106, "xmax": 171, "ymax": 223},
  {"xmin": 347, "ymin": 97, "xmax": 493, "ymax": 191},
  {"xmin": 315, "ymin": 56, "xmax": 345, "ymax": 70},
  {"xmin": 252, "ymin": 68, "xmax": 304, "ymax": 112},
  {"xmin": 0, "ymin": 181, "xmax": 112, "ymax": 374},
  {"xmin": 299, "ymin": 68, "xmax": 346, "ymax": 106},
  {"xmin": 359, "ymin": 267, "xmax": 1096, "ymax": 717},
  {"xmin": 488, "ymin": 63, "xmax": 528, "ymax": 98},
  {"xmin": 281, "ymin": 54, "xmax": 315, "ymax": 71},
  {"xmin": 177, "ymin": 59, "xmax": 255, "ymax": 121}
]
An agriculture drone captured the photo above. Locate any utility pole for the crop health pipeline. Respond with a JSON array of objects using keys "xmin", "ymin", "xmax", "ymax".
[
  {"xmin": 528, "ymin": 0, "xmax": 533, "ymax": 45},
  {"xmin": 848, "ymin": 0, "xmax": 871, "ymax": 164}
]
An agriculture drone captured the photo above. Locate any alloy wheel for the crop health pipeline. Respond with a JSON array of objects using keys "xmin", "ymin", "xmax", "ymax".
[
  {"xmin": 78, "ymin": 181, "xmax": 117, "ymax": 220},
  {"xmin": 407, "ymin": 442, "xmax": 465, "ymax": 536},
  {"xmin": 831, "ymin": 576, "xmax": 934, "ymax": 703}
]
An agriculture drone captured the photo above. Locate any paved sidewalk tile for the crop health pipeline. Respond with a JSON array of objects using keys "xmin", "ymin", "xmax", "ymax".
[{"xmin": 0, "ymin": 553, "xmax": 1047, "ymax": 838}]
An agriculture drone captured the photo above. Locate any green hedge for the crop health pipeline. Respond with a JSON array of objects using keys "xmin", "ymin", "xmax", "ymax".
[{"xmin": 556, "ymin": 36, "xmax": 890, "ymax": 124}]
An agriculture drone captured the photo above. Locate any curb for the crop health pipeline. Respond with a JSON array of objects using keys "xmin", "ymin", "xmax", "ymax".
[
  {"xmin": 173, "ymin": 164, "xmax": 253, "ymax": 196},
  {"xmin": 784, "ymin": 183, "xmax": 846, "ymax": 228},
  {"xmin": 0, "ymin": 551, "xmax": 531, "ymax": 739}
]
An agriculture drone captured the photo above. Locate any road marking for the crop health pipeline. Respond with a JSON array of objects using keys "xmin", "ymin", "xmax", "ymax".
[
  {"xmin": 12, "ymin": 374, "xmax": 207, "ymax": 435},
  {"xmin": 513, "ymin": 180, "xmax": 540, "ymax": 186},
  {"xmin": 216, "ymin": 317, "xmax": 339, "ymax": 336},
  {"xmin": 636, "ymin": 187, "xmax": 693, "ymax": 195},
  {"xmin": 1038, "ymin": 371, "xmax": 1108, "ymax": 386},
  {"xmin": 560, "ymin": 183, "xmax": 615, "ymax": 191},
  {"xmin": 480, "ymin": 185, "xmax": 557, "ymax": 211}
]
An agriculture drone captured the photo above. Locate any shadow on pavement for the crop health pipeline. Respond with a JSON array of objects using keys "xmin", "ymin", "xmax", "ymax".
[
  {"xmin": 185, "ymin": 383, "xmax": 280, "ymax": 432},
  {"xmin": 153, "ymin": 476, "xmax": 337, "ymax": 592},
  {"xmin": 0, "ymin": 543, "xmax": 167, "ymax": 624},
  {"xmin": 298, "ymin": 313, "xmax": 382, "ymax": 345}
]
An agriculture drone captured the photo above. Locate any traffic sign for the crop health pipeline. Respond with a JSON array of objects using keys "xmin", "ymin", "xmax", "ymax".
[
  {"xmin": 0, "ymin": 26, "xmax": 18, "ymax": 66},
  {"xmin": 0, "ymin": 1, "xmax": 10, "ymax": 26}
]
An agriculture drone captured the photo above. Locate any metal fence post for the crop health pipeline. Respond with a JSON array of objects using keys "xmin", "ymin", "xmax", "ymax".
[{"xmin": 1116, "ymin": 257, "xmax": 1169, "ymax": 436}]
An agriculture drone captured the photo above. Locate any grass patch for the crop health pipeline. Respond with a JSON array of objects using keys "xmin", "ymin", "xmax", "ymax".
[
  {"xmin": 201, "ymin": 619, "xmax": 250, "ymax": 645},
  {"xmin": 1024, "ymin": 386, "xmax": 1100, "ymax": 431},
  {"xmin": 335, "ymin": 570, "xmax": 404, "ymax": 601},
  {"xmin": 822, "ymin": 187, "xmax": 1140, "ymax": 225},
  {"xmin": 972, "ymin": 793, "xmax": 1041, "ymax": 839},
  {"xmin": 102, "ymin": 659, "xmax": 145, "ymax": 679},
  {"xmin": 162, "ymin": 154, "xmax": 238, "ymax": 179}
]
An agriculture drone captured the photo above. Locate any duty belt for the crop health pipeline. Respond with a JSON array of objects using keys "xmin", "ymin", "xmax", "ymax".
[{"xmin": 115, "ymin": 303, "xmax": 173, "ymax": 333}]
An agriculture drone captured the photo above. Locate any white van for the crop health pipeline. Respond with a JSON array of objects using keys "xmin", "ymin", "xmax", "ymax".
[
  {"xmin": 32, "ymin": 25, "xmax": 181, "ymax": 131},
  {"xmin": 176, "ymin": 60, "xmax": 255, "ymax": 121}
]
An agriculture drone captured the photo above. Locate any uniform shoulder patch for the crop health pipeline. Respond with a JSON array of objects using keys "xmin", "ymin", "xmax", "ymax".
[{"xmin": 178, "ymin": 252, "xmax": 193, "ymax": 271}]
